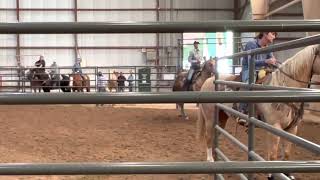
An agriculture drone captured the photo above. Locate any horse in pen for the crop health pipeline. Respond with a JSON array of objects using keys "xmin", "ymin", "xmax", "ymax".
[
  {"xmin": 172, "ymin": 59, "xmax": 216, "ymax": 120},
  {"xmin": 197, "ymin": 45, "xmax": 320, "ymax": 180}
]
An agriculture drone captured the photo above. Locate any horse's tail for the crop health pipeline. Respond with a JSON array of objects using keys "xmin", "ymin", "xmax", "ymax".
[
  {"xmin": 196, "ymin": 104, "xmax": 206, "ymax": 141},
  {"xmin": 83, "ymin": 74, "xmax": 90, "ymax": 92},
  {"xmin": 172, "ymin": 72, "xmax": 184, "ymax": 92}
]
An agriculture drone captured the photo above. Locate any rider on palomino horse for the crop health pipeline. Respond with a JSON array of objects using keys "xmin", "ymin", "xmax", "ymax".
[
  {"xmin": 185, "ymin": 41, "xmax": 203, "ymax": 90},
  {"xmin": 238, "ymin": 32, "xmax": 278, "ymax": 126}
]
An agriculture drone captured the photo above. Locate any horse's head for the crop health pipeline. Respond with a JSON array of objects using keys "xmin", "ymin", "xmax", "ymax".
[
  {"xmin": 27, "ymin": 68, "xmax": 37, "ymax": 80},
  {"xmin": 201, "ymin": 59, "xmax": 216, "ymax": 75}
]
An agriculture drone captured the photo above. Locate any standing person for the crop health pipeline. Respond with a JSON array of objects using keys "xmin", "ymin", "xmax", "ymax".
[
  {"xmin": 117, "ymin": 72, "xmax": 126, "ymax": 92},
  {"xmin": 238, "ymin": 32, "xmax": 277, "ymax": 125},
  {"xmin": 185, "ymin": 41, "xmax": 203, "ymax": 90},
  {"xmin": 127, "ymin": 71, "xmax": 134, "ymax": 92},
  {"xmin": 96, "ymin": 71, "xmax": 107, "ymax": 107}
]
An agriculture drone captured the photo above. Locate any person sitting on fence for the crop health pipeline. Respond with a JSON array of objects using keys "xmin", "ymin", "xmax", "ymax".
[
  {"xmin": 237, "ymin": 32, "xmax": 278, "ymax": 126},
  {"xmin": 96, "ymin": 71, "xmax": 107, "ymax": 106},
  {"xmin": 117, "ymin": 72, "xmax": 126, "ymax": 92},
  {"xmin": 127, "ymin": 71, "xmax": 134, "ymax": 92},
  {"xmin": 97, "ymin": 71, "xmax": 107, "ymax": 93}
]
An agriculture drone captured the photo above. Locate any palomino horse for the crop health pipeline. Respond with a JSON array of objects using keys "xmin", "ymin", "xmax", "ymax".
[
  {"xmin": 107, "ymin": 71, "xmax": 119, "ymax": 92},
  {"xmin": 70, "ymin": 73, "xmax": 90, "ymax": 92},
  {"xmin": 172, "ymin": 59, "xmax": 215, "ymax": 120},
  {"xmin": 197, "ymin": 45, "xmax": 320, "ymax": 179}
]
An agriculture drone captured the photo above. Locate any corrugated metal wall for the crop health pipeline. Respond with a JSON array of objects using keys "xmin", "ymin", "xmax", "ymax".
[{"xmin": 0, "ymin": 0, "xmax": 235, "ymax": 68}]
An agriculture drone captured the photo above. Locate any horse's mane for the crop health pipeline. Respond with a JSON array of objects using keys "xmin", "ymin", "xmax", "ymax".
[{"xmin": 268, "ymin": 45, "xmax": 319, "ymax": 88}]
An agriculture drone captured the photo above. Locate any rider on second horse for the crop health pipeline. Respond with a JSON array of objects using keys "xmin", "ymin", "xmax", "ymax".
[
  {"xmin": 185, "ymin": 41, "xmax": 203, "ymax": 90},
  {"xmin": 72, "ymin": 57, "xmax": 87, "ymax": 80},
  {"xmin": 73, "ymin": 58, "xmax": 83, "ymax": 74}
]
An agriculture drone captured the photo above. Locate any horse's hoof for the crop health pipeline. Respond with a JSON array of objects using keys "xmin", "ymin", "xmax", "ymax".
[{"xmin": 206, "ymin": 157, "xmax": 214, "ymax": 162}]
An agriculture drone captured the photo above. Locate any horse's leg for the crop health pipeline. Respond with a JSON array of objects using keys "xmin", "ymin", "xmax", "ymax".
[
  {"xmin": 267, "ymin": 123, "xmax": 281, "ymax": 161},
  {"xmin": 86, "ymin": 79, "xmax": 90, "ymax": 92},
  {"xmin": 197, "ymin": 104, "xmax": 213, "ymax": 161},
  {"xmin": 178, "ymin": 103, "xmax": 188, "ymax": 120},
  {"xmin": 266, "ymin": 123, "xmax": 281, "ymax": 180},
  {"xmin": 201, "ymin": 104, "xmax": 214, "ymax": 162},
  {"xmin": 283, "ymin": 126, "xmax": 297, "ymax": 160},
  {"xmin": 282, "ymin": 126, "xmax": 298, "ymax": 180}
]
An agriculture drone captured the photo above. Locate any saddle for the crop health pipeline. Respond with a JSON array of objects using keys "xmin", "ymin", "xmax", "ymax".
[
  {"xmin": 256, "ymin": 67, "xmax": 273, "ymax": 84},
  {"xmin": 185, "ymin": 69, "xmax": 201, "ymax": 91}
]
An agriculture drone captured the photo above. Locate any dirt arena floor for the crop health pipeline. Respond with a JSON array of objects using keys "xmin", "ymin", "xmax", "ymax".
[{"xmin": 0, "ymin": 104, "xmax": 319, "ymax": 180}]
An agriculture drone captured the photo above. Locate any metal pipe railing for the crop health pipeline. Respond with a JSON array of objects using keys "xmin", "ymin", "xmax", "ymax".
[
  {"xmin": 1, "ymin": 91, "xmax": 320, "ymax": 104},
  {"xmin": 1, "ymin": 20, "xmax": 320, "ymax": 34},
  {"xmin": 216, "ymin": 104, "xmax": 320, "ymax": 155},
  {"xmin": 215, "ymin": 125, "xmax": 248, "ymax": 152},
  {"xmin": 0, "ymin": 162, "xmax": 318, "ymax": 175},
  {"xmin": 215, "ymin": 109, "xmax": 289, "ymax": 179},
  {"xmin": 214, "ymin": 80, "xmax": 318, "ymax": 91},
  {"xmin": 217, "ymin": 34, "xmax": 320, "ymax": 60},
  {"xmin": 215, "ymin": 148, "xmax": 248, "ymax": 180}
]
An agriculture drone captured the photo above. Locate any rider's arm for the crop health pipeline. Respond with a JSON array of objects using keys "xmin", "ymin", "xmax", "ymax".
[{"xmin": 243, "ymin": 41, "xmax": 268, "ymax": 67}]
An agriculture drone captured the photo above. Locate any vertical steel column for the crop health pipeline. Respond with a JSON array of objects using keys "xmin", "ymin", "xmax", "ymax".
[
  {"xmin": 134, "ymin": 67, "xmax": 137, "ymax": 92},
  {"xmin": 213, "ymin": 59, "xmax": 220, "ymax": 180},
  {"xmin": 16, "ymin": 0, "xmax": 21, "ymax": 92},
  {"xmin": 95, "ymin": 67, "xmax": 98, "ymax": 92},
  {"xmin": 247, "ymin": 54, "xmax": 256, "ymax": 180},
  {"xmin": 232, "ymin": 0, "xmax": 241, "ymax": 75},
  {"xmin": 73, "ymin": 0, "xmax": 79, "ymax": 61},
  {"xmin": 156, "ymin": 0, "xmax": 160, "ymax": 92},
  {"xmin": 177, "ymin": 39, "xmax": 182, "ymax": 70}
]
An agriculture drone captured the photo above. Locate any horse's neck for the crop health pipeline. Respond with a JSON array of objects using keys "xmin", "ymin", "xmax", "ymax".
[
  {"xmin": 199, "ymin": 68, "xmax": 212, "ymax": 79},
  {"xmin": 268, "ymin": 47, "xmax": 315, "ymax": 88},
  {"xmin": 192, "ymin": 70, "xmax": 212, "ymax": 91}
]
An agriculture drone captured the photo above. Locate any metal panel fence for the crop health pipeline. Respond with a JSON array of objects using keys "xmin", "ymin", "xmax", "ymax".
[
  {"xmin": 0, "ymin": 66, "xmax": 177, "ymax": 93},
  {"xmin": 0, "ymin": 20, "xmax": 320, "ymax": 179}
]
